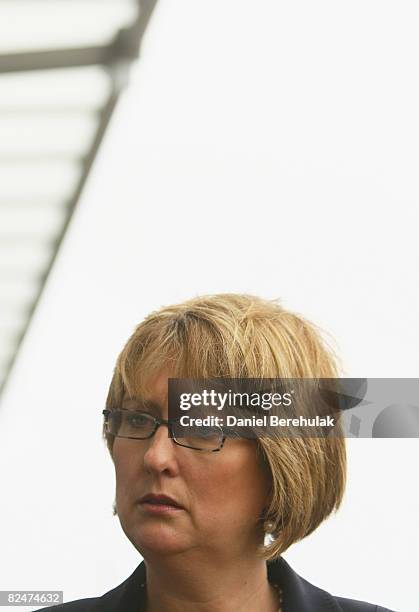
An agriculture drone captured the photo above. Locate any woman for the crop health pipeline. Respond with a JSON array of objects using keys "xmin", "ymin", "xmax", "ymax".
[{"xmin": 39, "ymin": 294, "xmax": 395, "ymax": 612}]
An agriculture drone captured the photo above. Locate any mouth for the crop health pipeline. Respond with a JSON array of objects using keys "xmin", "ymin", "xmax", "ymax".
[{"xmin": 138, "ymin": 494, "xmax": 184, "ymax": 514}]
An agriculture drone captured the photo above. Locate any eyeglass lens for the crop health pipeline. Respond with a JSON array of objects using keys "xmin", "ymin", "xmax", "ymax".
[{"xmin": 106, "ymin": 410, "xmax": 223, "ymax": 451}]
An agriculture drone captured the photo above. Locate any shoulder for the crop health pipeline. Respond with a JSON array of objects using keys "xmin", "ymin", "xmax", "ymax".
[
  {"xmin": 35, "ymin": 598, "xmax": 98, "ymax": 612},
  {"xmin": 336, "ymin": 596, "xmax": 396, "ymax": 612},
  {"xmin": 35, "ymin": 563, "xmax": 147, "ymax": 612},
  {"xmin": 269, "ymin": 557, "xmax": 397, "ymax": 612}
]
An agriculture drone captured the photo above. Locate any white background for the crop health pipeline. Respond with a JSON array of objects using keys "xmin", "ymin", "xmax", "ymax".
[{"xmin": 1, "ymin": 1, "xmax": 418, "ymax": 611}]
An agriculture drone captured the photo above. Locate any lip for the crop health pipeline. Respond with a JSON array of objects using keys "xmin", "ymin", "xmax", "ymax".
[{"xmin": 138, "ymin": 493, "xmax": 184, "ymax": 514}]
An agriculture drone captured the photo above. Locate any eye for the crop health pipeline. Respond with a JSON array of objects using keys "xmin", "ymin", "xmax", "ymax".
[
  {"xmin": 190, "ymin": 426, "xmax": 222, "ymax": 439},
  {"xmin": 126, "ymin": 412, "xmax": 153, "ymax": 428},
  {"xmin": 200, "ymin": 427, "xmax": 219, "ymax": 438}
]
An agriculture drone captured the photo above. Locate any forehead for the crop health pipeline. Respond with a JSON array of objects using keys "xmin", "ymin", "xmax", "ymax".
[{"xmin": 122, "ymin": 369, "xmax": 170, "ymax": 407}]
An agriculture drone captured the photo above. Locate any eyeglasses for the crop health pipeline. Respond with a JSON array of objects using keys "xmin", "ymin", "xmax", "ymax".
[{"xmin": 102, "ymin": 409, "xmax": 226, "ymax": 452}]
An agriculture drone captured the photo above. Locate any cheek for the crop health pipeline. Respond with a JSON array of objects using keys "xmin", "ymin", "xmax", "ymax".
[
  {"xmin": 184, "ymin": 445, "xmax": 270, "ymax": 522},
  {"xmin": 112, "ymin": 442, "xmax": 144, "ymax": 504}
]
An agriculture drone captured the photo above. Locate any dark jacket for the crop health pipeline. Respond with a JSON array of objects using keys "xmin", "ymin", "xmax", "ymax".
[{"xmin": 36, "ymin": 556, "xmax": 396, "ymax": 611}]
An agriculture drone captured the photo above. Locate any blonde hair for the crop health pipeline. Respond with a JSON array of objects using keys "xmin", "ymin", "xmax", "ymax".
[{"xmin": 104, "ymin": 293, "xmax": 346, "ymax": 560}]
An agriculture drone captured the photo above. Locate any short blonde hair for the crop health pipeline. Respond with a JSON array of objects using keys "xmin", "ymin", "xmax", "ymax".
[{"xmin": 104, "ymin": 293, "xmax": 346, "ymax": 560}]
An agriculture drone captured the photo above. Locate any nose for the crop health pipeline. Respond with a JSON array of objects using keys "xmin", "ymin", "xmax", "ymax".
[{"xmin": 142, "ymin": 423, "xmax": 180, "ymax": 476}]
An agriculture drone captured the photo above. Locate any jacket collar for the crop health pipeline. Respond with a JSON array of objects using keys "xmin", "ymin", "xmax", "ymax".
[
  {"xmin": 268, "ymin": 556, "xmax": 343, "ymax": 612},
  {"xmin": 95, "ymin": 556, "xmax": 343, "ymax": 612}
]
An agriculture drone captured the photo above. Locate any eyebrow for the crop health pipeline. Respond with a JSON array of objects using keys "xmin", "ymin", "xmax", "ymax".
[{"xmin": 121, "ymin": 396, "xmax": 162, "ymax": 413}]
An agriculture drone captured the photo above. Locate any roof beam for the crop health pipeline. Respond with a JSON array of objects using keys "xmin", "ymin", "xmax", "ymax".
[
  {"xmin": 0, "ymin": 0, "xmax": 158, "ymax": 399},
  {"xmin": 0, "ymin": 0, "xmax": 158, "ymax": 74}
]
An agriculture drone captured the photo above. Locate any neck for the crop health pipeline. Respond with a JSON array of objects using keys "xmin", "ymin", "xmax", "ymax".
[{"xmin": 143, "ymin": 551, "xmax": 280, "ymax": 612}]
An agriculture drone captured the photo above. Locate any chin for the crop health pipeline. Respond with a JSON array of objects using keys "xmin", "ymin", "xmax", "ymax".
[{"xmin": 124, "ymin": 521, "xmax": 192, "ymax": 557}]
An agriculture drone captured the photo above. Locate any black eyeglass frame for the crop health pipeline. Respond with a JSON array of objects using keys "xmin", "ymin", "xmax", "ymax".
[{"xmin": 102, "ymin": 408, "xmax": 226, "ymax": 453}]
